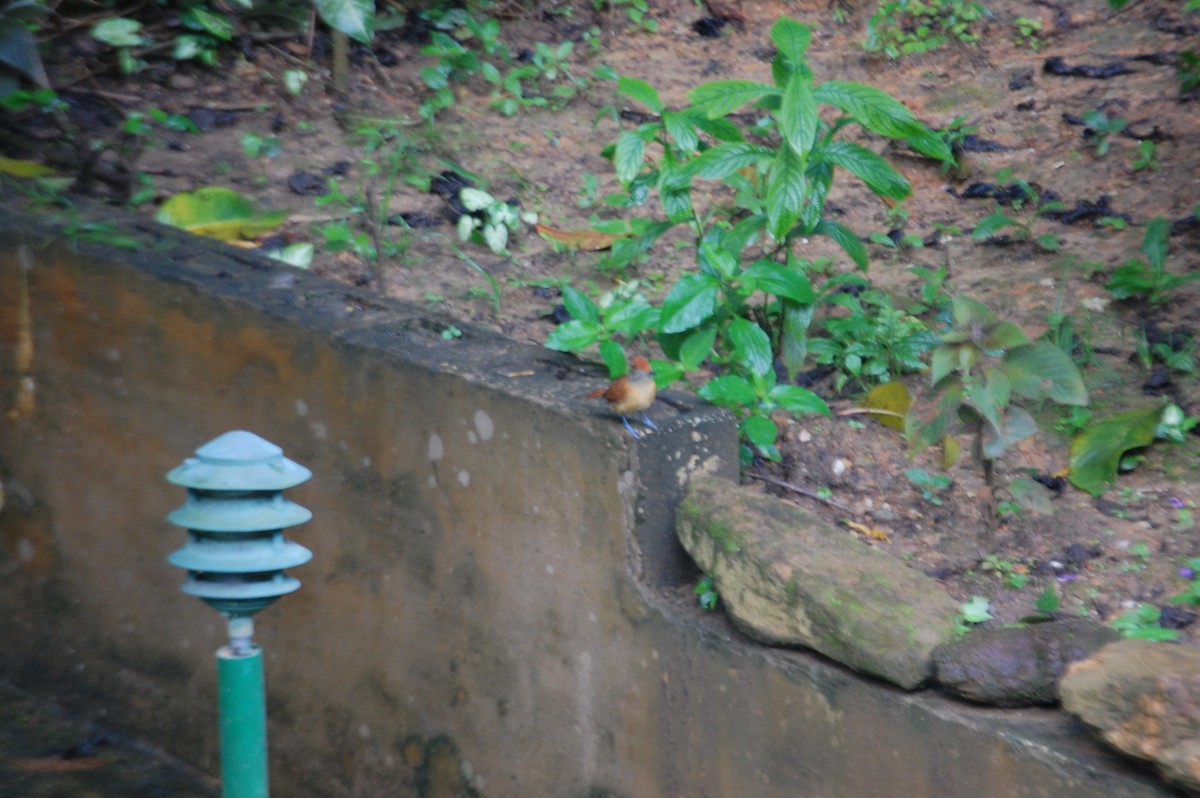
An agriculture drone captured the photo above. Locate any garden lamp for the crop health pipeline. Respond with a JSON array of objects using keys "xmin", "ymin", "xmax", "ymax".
[{"xmin": 167, "ymin": 430, "xmax": 312, "ymax": 798}]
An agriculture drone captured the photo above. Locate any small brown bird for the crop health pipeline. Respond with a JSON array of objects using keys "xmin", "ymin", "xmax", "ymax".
[{"xmin": 588, "ymin": 355, "xmax": 659, "ymax": 439}]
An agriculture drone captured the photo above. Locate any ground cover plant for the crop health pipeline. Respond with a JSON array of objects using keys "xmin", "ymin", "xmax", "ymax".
[{"xmin": 1, "ymin": 0, "xmax": 1198, "ymax": 648}]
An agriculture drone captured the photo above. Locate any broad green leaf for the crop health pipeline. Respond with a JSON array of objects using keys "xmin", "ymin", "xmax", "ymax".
[
  {"xmin": 742, "ymin": 413, "xmax": 779, "ymax": 450},
  {"xmin": 314, "ymin": 0, "xmax": 374, "ymax": 43},
  {"xmin": 660, "ymin": 178, "xmax": 693, "ymax": 223},
  {"xmin": 662, "ymin": 110, "xmax": 699, "ymax": 153},
  {"xmin": 1068, "ymin": 406, "xmax": 1163, "ymax": 496},
  {"xmin": 770, "ymin": 17, "xmax": 812, "ymax": 66},
  {"xmin": 561, "ymin": 286, "xmax": 600, "ymax": 324},
  {"xmin": 981, "ymin": 405, "xmax": 1037, "ymax": 460},
  {"xmin": 779, "ymin": 73, "xmax": 819, "ymax": 155},
  {"xmin": 740, "ymin": 261, "xmax": 815, "ymax": 303},
  {"xmin": 687, "ymin": 142, "xmax": 773, "ymax": 180},
  {"xmin": 771, "ymin": 385, "xmax": 830, "ymax": 416},
  {"xmin": 723, "ymin": 213, "xmax": 767, "ymax": 255},
  {"xmin": 961, "ymin": 596, "xmax": 992, "ymax": 623},
  {"xmin": 1141, "ymin": 216, "xmax": 1169, "ymax": 271},
  {"xmin": 766, "ymin": 147, "xmax": 806, "ymax": 240},
  {"xmin": 972, "ymin": 212, "xmax": 1016, "ymax": 240},
  {"xmin": 816, "ymin": 141, "xmax": 910, "ymax": 199},
  {"xmin": 183, "ymin": 7, "xmax": 234, "ymax": 39},
  {"xmin": 599, "ymin": 339, "xmax": 626, "ymax": 377},
  {"xmin": 617, "ymin": 76, "xmax": 664, "ymax": 112},
  {"xmin": 1003, "ymin": 343, "xmax": 1088, "ymax": 405},
  {"xmin": 0, "ymin": 17, "xmax": 48, "ymax": 86},
  {"xmin": 545, "ymin": 319, "xmax": 599, "ymax": 352},
  {"xmin": 951, "ymin": 295, "xmax": 996, "ymax": 329},
  {"xmin": 1035, "ymin": 585, "xmax": 1060, "ymax": 614},
  {"xmin": 660, "ymin": 273, "xmax": 720, "ymax": 333},
  {"xmin": 693, "ymin": 115, "xmax": 746, "ymax": 143},
  {"xmin": 982, "ymin": 321, "xmax": 1030, "ymax": 350},
  {"xmin": 688, "ymin": 80, "xmax": 778, "ymax": 118},
  {"xmin": 698, "ymin": 240, "xmax": 739, "ymax": 280},
  {"xmin": 698, "ymin": 374, "xmax": 756, "ymax": 405},
  {"xmin": 614, "ymin": 130, "xmax": 647, "ymax": 185},
  {"xmin": 930, "ymin": 346, "xmax": 956, "ymax": 386},
  {"xmin": 812, "ymin": 81, "xmax": 927, "ymax": 140},
  {"xmin": 155, "ymin": 187, "xmax": 287, "ymax": 240},
  {"xmin": 679, "ymin": 327, "xmax": 717, "ymax": 370},
  {"xmin": 779, "ymin": 300, "xmax": 812, "ymax": 378},
  {"xmin": 728, "ymin": 316, "xmax": 773, "ymax": 377},
  {"xmin": 91, "ymin": 18, "xmax": 145, "ymax": 47},
  {"xmin": 812, "ymin": 219, "xmax": 869, "ymax": 270},
  {"xmin": 605, "ymin": 298, "xmax": 659, "ymax": 334}
]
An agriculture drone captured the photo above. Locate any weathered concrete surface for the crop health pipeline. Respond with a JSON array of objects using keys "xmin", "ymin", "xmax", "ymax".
[
  {"xmin": 678, "ymin": 476, "xmax": 961, "ymax": 689},
  {"xmin": 0, "ymin": 210, "xmax": 1180, "ymax": 797},
  {"xmin": 1062, "ymin": 640, "xmax": 1200, "ymax": 795}
]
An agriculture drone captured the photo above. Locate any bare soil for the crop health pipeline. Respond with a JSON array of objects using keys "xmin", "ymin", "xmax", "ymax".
[{"xmin": 12, "ymin": 0, "xmax": 1200, "ymax": 641}]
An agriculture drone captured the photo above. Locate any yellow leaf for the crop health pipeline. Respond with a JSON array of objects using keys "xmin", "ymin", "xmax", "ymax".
[
  {"xmin": 534, "ymin": 223, "xmax": 625, "ymax": 251},
  {"xmin": 155, "ymin": 187, "xmax": 288, "ymax": 241},
  {"xmin": 941, "ymin": 435, "xmax": 962, "ymax": 468},
  {"xmin": 862, "ymin": 381, "xmax": 911, "ymax": 430},
  {"xmin": 0, "ymin": 157, "xmax": 56, "ymax": 178},
  {"xmin": 844, "ymin": 520, "xmax": 890, "ymax": 541}
]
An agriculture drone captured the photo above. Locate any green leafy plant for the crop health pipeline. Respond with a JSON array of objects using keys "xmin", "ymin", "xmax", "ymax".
[
  {"xmin": 960, "ymin": 595, "xmax": 993, "ymax": 625},
  {"xmin": 808, "ymin": 289, "xmax": 937, "ymax": 393},
  {"xmin": 1131, "ymin": 139, "xmax": 1158, "ymax": 172},
  {"xmin": 905, "ymin": 468, "xmax": 952, "ymax": 505},
  {"xmin": 545, "ymin": 283, "xmax": 661, "ymax": 377},
  {"xmin": 1110, "ymin": 603, "xmax": 1179, "ymax": 641},
  {"xmin": 454, "ymin": 187, "xmax": 531, "ymax": 255},
  {"xmin": 865, "ymin": 0, "xmax": 986, "ymax": 59},
  {"xmin": 1068, "ymin": 403, "xmax": 1196, "ymax": 496},
  {"xmin": 1178, "ymin": 50, "xmax": 1199, "ymax": 94},
  {"xmin": 594, "ymin": 0, "xmax": 657, "ymax": 32},
  {"xmin": 979, "ymin": 554, "xmax": 1028, "ymax": 588},
  {"xmin": 1013, "ymin": 17, "xmax": 1043, "ymax": 50},
  {"xmin": 1106, "ymin": 217, "xmax": 1200, "ymax": 306},
  {"xmin": 970, "ymin": 172, "xmax": 1065, "ymax": 251},
  {"xmin": 695, "ymin": 574, "xmax": 720, "ymax": 610},
  {"xmin": 549, "ymin": 17, "xmax": 951, "ymax": 460},
  {"xmin": 907, "ymin": 296, "xmax": 1088, "ymax": 484},
  {"xmin": 1079, "ymin": 110, "xmax": 1128, "ymax": 158}
]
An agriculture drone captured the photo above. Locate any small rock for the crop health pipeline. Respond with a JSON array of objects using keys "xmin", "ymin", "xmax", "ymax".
[
  {"xmin": 933, "ymin": 619, "xmax": 1120, "ymax": 707},
  {"xmin": 1061, "ymin": 639, "xmax": 1200, "ymax": 795},
  {"xmin": 677, "ymin": 476, "xmax": 961, "ymax": 689},
  {"xmin": 168, "ymin": 73, "xmax": 197, "ymax": 91}
]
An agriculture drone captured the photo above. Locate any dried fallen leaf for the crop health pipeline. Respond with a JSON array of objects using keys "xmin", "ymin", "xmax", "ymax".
[
  {"xmin": 534, "ymin": 224, "xmax": 625, "ymax": 251},
  {"xmin": 861, "ymin": 382, "xmax": 911, "ymax": 430},
  {"xmin": 844, "ymin": 520, "xmax": 890, "ymax": 541}
]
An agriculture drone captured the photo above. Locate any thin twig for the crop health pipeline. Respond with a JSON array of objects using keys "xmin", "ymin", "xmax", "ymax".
[{"xmin": 746, "ymin": 472, "xmax": 856, "ymax": 514}]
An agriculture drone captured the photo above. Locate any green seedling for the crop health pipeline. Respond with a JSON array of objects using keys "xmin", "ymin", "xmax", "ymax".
[
  {"xmin": 1080, "ymin": 110, "xmax": 1128, "ymax": 158},
  {"xmin": 907, "ymin": 296, "xmax": 1088, "ymax": 487},
  {"xmin": 695, "ymin": 574, "xmax": 720, "ymax": 610},
  {"xmin": 905, "ymin": 468, "xmax": 952, "ymax": 505},
  {"xmin": 1013, "ymin": 17, "xmax": 1043, "ymax": 50},
  {"xmin": 864, "ymin": 0, "xmax": 986, "ymax": 59},
  {"xmin": 1106, "ymin": 217, "xmax": 1200, "ymax": 305}
]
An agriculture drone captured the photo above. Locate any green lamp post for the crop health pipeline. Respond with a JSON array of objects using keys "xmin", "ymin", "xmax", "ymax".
[{"xmin": 167, "ymin": 430, "xmax": 313, "ymax": 798}]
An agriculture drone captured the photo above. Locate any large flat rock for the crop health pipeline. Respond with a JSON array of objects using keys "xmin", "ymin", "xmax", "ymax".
[{"xmin": 677, "ymin": 476, "xmax": 961, "ymax": 689}]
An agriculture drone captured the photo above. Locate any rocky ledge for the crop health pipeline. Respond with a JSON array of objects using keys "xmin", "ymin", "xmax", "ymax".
[{"xmin": 677, "ymin": 476, "xmax": 1200, "ymax": 795}]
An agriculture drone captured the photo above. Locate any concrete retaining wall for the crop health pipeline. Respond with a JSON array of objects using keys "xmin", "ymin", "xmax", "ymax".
[{"xmin": 0, "ymin": 212, "xmax": 1176, "ymax": 797}]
